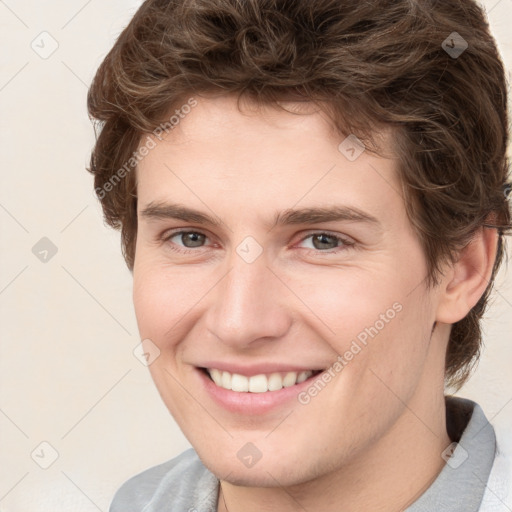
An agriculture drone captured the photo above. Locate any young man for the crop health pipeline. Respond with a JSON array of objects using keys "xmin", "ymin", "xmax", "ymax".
[{"xmin": 87, "ymin": 0, "xmax": 511, "ymax": 510}]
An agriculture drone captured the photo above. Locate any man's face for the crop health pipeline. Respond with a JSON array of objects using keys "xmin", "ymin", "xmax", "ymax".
[{"xmin": 133, "ymin": 95, "xmax": 446, "ymax": 486}]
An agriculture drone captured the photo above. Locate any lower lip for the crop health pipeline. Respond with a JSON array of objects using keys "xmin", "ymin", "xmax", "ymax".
[{"xmin": 196, "ymin": 368, "xmax": 323, "ymax": 415}]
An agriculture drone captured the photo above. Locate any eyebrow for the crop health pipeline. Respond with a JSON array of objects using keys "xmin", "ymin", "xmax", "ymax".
[{"xmin": 140, "ymin": 202, "xmax": 381, "ymax": 230}]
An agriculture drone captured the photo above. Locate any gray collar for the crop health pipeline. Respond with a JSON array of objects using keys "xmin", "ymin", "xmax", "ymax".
[{"xmin": 406, "ymin": 396, "xmax": 496, "ymax": 512}]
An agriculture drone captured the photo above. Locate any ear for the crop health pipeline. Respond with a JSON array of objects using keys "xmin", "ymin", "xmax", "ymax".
[{"xmin": 435, "ymin": 225, "xmax": 498, "ymax": 324}]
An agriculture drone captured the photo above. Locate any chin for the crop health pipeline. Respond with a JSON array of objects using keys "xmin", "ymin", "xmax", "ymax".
[{"xmin": 196, "ymin": 443, "xmax": 319, "ymax": 488}]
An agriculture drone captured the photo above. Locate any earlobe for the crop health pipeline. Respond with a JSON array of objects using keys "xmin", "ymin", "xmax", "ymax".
[{"xmin": 435, "ymin": 226, "xmax": 498, "ymax": 324}]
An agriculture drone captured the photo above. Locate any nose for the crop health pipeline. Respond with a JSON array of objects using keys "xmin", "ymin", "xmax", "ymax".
[{"xmin": 204, "ymin": 249, "xmax": 292, "ymax": 349}]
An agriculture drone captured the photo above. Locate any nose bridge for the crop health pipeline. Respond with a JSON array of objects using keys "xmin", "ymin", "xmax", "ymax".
[{"xmin": 205, "ymin": 244, "xmax": 291, "ymax": 347}]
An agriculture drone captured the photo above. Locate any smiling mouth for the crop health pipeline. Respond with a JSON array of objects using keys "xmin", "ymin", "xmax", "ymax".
[{"xmin": 201, "ymin": 368, "xmax": 324, "ymax": 393}]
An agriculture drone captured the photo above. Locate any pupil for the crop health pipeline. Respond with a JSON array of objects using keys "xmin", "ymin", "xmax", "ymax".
[
  {"xmin": 184, "ymin": 232, "xmax": 204, "ymax": 247},
  {"xmin": 314, "ymin": 234, "xmax": 336, "ymax": 250}
]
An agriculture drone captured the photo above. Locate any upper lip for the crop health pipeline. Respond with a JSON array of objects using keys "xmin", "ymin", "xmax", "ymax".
[{"xmin": 197, "ymin": 362, "xmax": 325, "ymax": 377}]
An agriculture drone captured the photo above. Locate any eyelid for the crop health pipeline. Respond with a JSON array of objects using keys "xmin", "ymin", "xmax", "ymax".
[
  {"xmin": 297, "ymin": 229, "xmax": 355, "ymax": 244},
  {"xmin": 295, "ymin": 230, "xmax": 355, "ymax": 252},
  {"xmin": 160, "ymin": 228, "xmax": 213, "ymax": 246}
]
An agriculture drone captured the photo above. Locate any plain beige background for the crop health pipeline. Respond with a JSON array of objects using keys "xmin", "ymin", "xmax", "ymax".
[{"xmin": 0, "ymin": 1, "xmax": 511, "ymax": 510}]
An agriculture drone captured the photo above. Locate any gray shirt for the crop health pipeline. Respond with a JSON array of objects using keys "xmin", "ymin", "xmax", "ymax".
[{"xmin": 110, "ymin": 396, "xmax": 496, "ymax": 512}]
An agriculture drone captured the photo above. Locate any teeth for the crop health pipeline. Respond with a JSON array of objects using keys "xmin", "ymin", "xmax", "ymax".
[
  {"xmin": 248, "ymin": 374, "xmax": 267, "ymax": 393},
  {"xmin": 209, "ymin": 368, "xmax": 222, "ymax": 386},
  {"xmin": 283, "ymin": 372, "xmax": 297, "ymax": 387},
  {"xmin": 221, "ymin": 371, "xmax": 232, "ymax": 389},
  {"xmin": 296, "ymin": 371, "xmax": 310, "ymax": 383},
  {"xmin": 268, "ymin": 373, "xmax": 283, "ymax": 391},
  {"xmin": 206, "ymin": 369, "xmax": 315, "ymax": 392},
  {"xmin": 231, "ymin": 373, "xmax": 249, "ymax": 392}
]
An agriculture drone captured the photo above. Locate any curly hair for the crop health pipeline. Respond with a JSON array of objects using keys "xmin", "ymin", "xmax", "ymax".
[{"xmin": 87, "ymin": 0, "xmax": 511, "ymax": 390}]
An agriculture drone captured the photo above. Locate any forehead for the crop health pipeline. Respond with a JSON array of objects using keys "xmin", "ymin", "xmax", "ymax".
[{"xmin": 136, "ymin": 95, "xmax": 403, "ymax": 225}]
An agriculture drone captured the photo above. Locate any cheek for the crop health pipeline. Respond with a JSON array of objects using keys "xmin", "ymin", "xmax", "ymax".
[
  {"xmin": 297, "ymin": 260, "xmax": 435, "ymax": 389},
  {"xmin": 132, "ymin": 262, "xmax": 202, "ymax": 418},
  {"xmin": 132, "ymin": 262, "xmax": 196, "ymax": 371},
  {"xmin": 297, "ymin": 282, "xmax": 435, "ymax": 449},
  {"xmin": 290, "ymin": 264, "xmax": 406, "ymax": 344},
  {"xmin": 133, "ymin": 255, "xmax": 202, "ymax": 334}
]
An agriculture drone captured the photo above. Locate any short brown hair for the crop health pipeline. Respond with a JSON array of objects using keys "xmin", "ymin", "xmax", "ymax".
[{"xmin": 87, "ymin": 0, "xmax": 511, "ymax": 389}]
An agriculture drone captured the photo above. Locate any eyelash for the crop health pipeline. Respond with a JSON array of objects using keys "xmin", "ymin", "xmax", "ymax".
[{"xmin": 160, "ymin": 229, "xmax": 355, "ymax": 255}]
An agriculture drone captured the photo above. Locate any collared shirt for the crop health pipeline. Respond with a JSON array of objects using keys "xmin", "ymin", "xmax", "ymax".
[
  {"xmin": 109, "ymin": 396, "xmax": 498, "ymax": 512},
  {"xmin": 407, "ymin": 396, "xmax": 496, "ymax": 511}
]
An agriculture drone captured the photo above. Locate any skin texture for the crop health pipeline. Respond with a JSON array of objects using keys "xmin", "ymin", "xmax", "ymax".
[{"xmin": 132, "ymin": 94, "xmax": 497, "ymax": 512}]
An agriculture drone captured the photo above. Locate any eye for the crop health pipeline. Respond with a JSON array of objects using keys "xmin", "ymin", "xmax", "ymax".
[
  {"xmin": 163, "ymin": 230, "xmax": 210, "ymax": 253},
  {"xmin": 161, "ymin": 229, "xmax": 354, "ymax": 255},
  {"xmin": 297, "ymin": 232, "xmax": 354, "ymax": 252}
]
